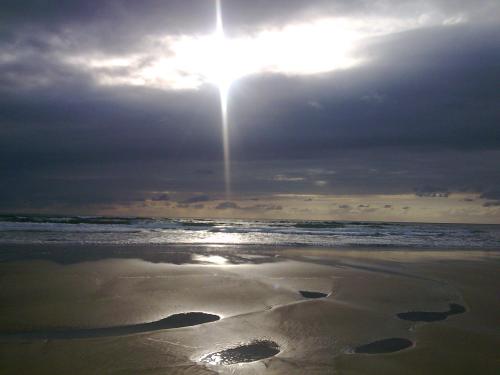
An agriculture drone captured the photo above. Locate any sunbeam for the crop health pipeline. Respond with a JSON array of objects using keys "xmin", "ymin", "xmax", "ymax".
[{"xmin": 215, "ymin": 0, "xmax": 232, "ymax": 199}]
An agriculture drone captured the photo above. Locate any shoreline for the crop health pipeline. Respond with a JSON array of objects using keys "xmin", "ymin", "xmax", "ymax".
[{"xmin": 1, "ymin": 242, "xmax": 499, "ymax": 264}]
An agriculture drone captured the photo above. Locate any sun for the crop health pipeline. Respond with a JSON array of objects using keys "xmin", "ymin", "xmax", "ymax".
[
  {"xmin": 211, "ymin": 0, "xmax": 236, "ymax": 105},
  {"xmin": 127, "ymin": 5, "xmax": 366, "ymax": 91}
]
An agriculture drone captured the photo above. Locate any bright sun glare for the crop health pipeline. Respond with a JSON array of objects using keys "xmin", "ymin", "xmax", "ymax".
[
  {"xmin": 130, "ymin": 6, "xmax": 372, "ymax": 91},
  {"xmin": 67, "ymin": 5, "xmax": 466, "ymax": 91},
  {"xmin": 212, "ymin": 0, "xmax": 233, "ymax": 98}
]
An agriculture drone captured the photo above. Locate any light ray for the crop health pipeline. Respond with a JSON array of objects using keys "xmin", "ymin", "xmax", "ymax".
[{"xmin": 215, "ymin": 0, "xmax": 231, "ymax": 199}]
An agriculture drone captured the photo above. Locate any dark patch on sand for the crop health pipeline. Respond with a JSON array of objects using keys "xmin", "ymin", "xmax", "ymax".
[
  {"xmin": 200, "ymin": 340, "xmax": 280, "ymax": 365},
  {"xmin": 299, "ymin": 290, "xmax": 329, "ymax": 299},
  {"xmin": 146, "ymin": 312, "xmax": 220, "ymax": 329},
  {"xmin": 354, "ymin": 338, "xmax": 413, "ymax": 354},
  {"xmin": 397, "ymin": 303, "xmax": 466, "ymax": 322},
  {"xmin": 1, "ymin": 312, "xmax": 220, "ymax": 340}
]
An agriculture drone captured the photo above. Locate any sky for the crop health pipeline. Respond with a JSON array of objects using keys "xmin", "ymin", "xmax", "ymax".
[{"xmin": 1, "ymin": 0, "xmax": 499, "ymax": 223}]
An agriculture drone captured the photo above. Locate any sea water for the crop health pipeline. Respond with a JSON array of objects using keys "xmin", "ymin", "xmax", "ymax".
[{"xmin": 0, "ymin": 214, "xmax": 499, "ymax": 249}]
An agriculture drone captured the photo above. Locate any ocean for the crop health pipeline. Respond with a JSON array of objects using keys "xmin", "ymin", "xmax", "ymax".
[{"xmin": 1, "ymin": 214, "xmax": 499, "ymax": 249}]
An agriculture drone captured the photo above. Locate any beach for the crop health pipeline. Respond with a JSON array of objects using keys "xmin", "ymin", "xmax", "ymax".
[
  {"xmin": 3, "ymin": 0, "xmax": 500, "ymax": 372},
  {"xmin": 1, "ymin": 244, "xmax": 498, "ymax": 374}
]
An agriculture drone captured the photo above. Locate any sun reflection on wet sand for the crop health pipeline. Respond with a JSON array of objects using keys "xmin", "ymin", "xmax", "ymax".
[{"xmin": 192, "ymin": 254, "xmax": 228, "ymax": 265}]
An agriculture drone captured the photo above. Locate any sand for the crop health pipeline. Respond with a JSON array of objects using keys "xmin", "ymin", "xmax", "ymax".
[{"xmin": 0, "ymin": 245, "xmax": 498, "ymax": 374}]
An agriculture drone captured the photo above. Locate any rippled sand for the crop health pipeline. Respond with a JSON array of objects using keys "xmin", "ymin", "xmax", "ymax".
[{"xmin": 0, "ymin": 246, "xmax": 498, "ymax": 374}]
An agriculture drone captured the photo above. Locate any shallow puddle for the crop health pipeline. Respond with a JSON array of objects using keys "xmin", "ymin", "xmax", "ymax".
[
  {"xmin": 200, "ymin": 340, "xmax": 280, "ymax": 365},
  {"xmin": 299, "ymin": 290, "xmax": 329, "ymax": 299},
  {"xmin": 397, "ymin": 303, "xmax": 466, "ymax": 322}
]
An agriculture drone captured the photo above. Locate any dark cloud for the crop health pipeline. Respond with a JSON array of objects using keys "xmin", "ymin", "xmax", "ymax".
[
  {"xmin": 181, "ymin": 194, "xmax": 211, "ymax": 204},
  {"xmin": 480, "ymin": 189, "xmax": 500, "ymax": 208},
  {"xmin": 215, "ymin": 201, "xmax": 282, "ymax": 211},
  {"xmin": 251, "ymin": 204, "xmax": 283, "ymax": 211},
  {"xmin": 151, "ymin": 193, "xmax": 170, "ymax": 201},
  {"xmin": 0, "ymin": 1, "xmax": 215, "ymax": 55},
  {"xmin": 195, "ymin": 169, "xmax": 215, "ymax": 175},
  {"xmin": 415, "ymin": 186, "xmax": 450, "ymax": 197},
  {"xmin": 229, "ymin": 25, "xmax": 500, "ymax": 160},
  {"xmin": 215, "ymin": 201, "xmax": 240, "ymax": 210},
  {"xmin": 480, "ymin": 190, "xmax": 500, "ymax": 200},
  {"xmin": 291, "ymin": 207, "xmax": 312, "ymax": 213},
  {"xmin": 2, "ymin": 25, "xmax": 499, "ymax": 165},
  {"xmin": 483, "ymin": 201, "xmax": 500, "ymax": 207}
]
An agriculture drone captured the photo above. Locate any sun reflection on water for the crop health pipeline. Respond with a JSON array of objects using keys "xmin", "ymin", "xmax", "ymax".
[{"xmin": 192, "ymin": 231, "xmax": 245, "ymax": 245}]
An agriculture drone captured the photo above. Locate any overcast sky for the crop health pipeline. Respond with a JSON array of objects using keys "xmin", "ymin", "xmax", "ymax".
[{"xmin": 1, "ymin": 0, "xmax": 499, "ymax": 223}]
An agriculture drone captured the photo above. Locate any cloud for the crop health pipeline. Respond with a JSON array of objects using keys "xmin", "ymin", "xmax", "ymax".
[
  {"xmin": 151, "ymin": 193, "xmax": 170, "ymax": 201},
  {"xmin": 251, "ymin": 204, "xmax": 283, "ymax": 211},
  {"xmin": 483, "ymin": 201, "xmax": 500, "ymax": 207},
  {"xmin": 481, "ymin": 191, "xmax": 500, "ymax": 208},
  {"xmin": 308, "ymin": 100, "xmax": 323, "ymax": 110},
  {"xmin": 360, "ymin": 92, "xmax": 385, "ymax": 104},
  {"xmin": 181, "ymin": 194, "xmax": 211, "ymax": 204},
  {"xmin": 215, "ymin": 201, "xmax": 282, "ymax": 211},
  {"xmin": 314, "ymin": 180, "xmax": 328, "ymax": 186},
  {"xmin": 480, "ymin": 190, "xmax": 500, "ymax": 200},
  {"xmin": 215, "ymin": 201, "xmax": 240, "ymax": 210},
  {"xmin": 2, "ymin": 24, "xmax": 499, "ymax": 167},
  {"xmin": 415, "ymin": 186, "xmax": 450, "ymax": 197},
  {"xmin": 2, "ymin": 1, "xmax": 498, "ymax": 91},
  {"xmin": 272, "ymin": 174, "xmax": 305, "ymax": 182},
  {"xmin": 195, "ymin": 169, "xmax": 215, "ymax": 175}
]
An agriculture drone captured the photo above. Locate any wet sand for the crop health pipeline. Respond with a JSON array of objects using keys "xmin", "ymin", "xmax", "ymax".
[{"xmin": 0, "ymin": 245, "xmax": 498, "ymax": 374}]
